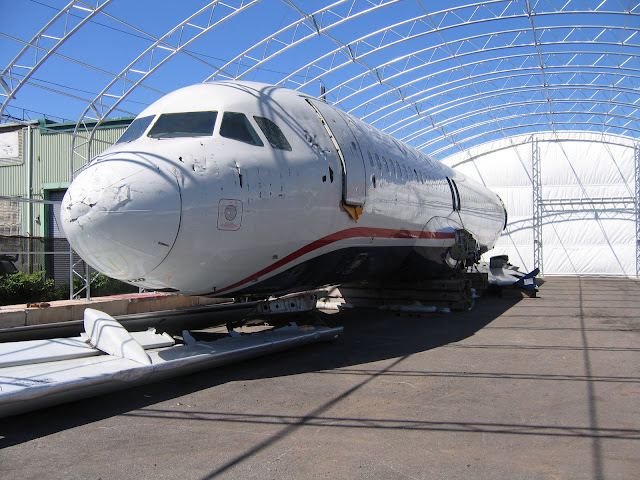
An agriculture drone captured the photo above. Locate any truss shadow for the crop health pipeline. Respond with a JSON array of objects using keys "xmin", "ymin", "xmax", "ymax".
[{"xmin": 0, "ymin": 295, "xmax": 520, "ymax": 448}]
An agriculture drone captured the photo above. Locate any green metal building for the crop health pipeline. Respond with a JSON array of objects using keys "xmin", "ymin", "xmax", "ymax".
[{"xmin": 0, "ymin": 117, "xmax": 133, "ymax": 283}]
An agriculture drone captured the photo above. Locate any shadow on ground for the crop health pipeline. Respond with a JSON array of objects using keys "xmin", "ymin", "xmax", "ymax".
[{"xmin": 0, "ymin": 294, "xmax": 520, "ymax": 448}]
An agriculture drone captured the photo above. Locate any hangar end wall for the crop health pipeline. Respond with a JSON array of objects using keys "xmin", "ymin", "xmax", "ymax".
[{"xmin": 443, "ymin": 132, "xmax": 638, "ymax": 277}]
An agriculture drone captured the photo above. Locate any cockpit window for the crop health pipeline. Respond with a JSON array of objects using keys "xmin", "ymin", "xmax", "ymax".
[
  {"xmin": 116, "ymin": 115, "xmax": 155, "ymax": 144},
  {"xmin": 220, "ymin": 112, "xmax": 264, "ymax": 146},
  {"xmin": 253, "ymin": 116, "xmax": 292, "ymax": 151},
  {"xmin": 147, "ymin": 111, "xmax": 217, "ymax": 139}
]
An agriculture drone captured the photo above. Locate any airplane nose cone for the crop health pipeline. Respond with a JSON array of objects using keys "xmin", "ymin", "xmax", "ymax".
[{"xmin": 61, "ymin": 159, "xmax": 182, "ymax": 281}]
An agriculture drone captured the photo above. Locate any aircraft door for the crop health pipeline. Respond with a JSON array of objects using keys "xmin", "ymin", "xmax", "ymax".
[{"xmin": 307, "ymin": 99, "xmax": 367, "ymax": 206}]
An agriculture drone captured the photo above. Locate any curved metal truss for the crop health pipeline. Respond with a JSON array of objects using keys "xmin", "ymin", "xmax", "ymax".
[{"xmin": 2, "ymin": 0, "xmax": 639, "ymax": 161}]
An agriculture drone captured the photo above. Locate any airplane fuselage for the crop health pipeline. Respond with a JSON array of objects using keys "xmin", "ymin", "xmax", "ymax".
[{"xmin": 62, "ymin": 81, "xmax": 506, "ymax": 297}]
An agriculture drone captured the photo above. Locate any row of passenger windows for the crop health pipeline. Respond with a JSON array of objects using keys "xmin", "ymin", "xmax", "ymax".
[
  {"xmin": 366, "ymin": 150, "xmax": 440, "ymax": 185},
  {"xmin": 117, "ymin": 111, "xmax": 292, "ymax": 151}
]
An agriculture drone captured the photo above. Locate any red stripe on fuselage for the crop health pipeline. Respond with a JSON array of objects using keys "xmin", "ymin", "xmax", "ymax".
[{"xmin": 212, "ymin": 227, "xmax": 455, "ymax": 295}]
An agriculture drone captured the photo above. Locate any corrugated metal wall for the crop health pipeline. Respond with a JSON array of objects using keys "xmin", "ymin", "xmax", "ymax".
[
  {"xmin": 0, "ymin": 128, "xmax": 27, "ymax": 196},
  {"xmin": 34, "ymin": 126, "xmax": 126, "ymax": 190},
  {"xmin": 0, "ymin": 121, "xmax": 130, "ymax": 238},
  {"xmin": 0, "ymin": 120, "xmax": 131, "ymax": 282}
]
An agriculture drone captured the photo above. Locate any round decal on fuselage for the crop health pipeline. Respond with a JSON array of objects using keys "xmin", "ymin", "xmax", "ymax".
[{"xmin": 218, "ymin": 198, "xmax": 243, "ymax": 231}]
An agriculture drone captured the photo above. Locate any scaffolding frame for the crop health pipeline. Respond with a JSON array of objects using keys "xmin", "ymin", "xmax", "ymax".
[
  {"xmin": 531, "ymin": 139, "xmax": 542, "ymax": 274},
  {"xmin": 527, "ymin": 135, "xmax": 639, "ymax": 278},
  {"xmin": 636, "ymin": 144, "xmax": 640, "ymax": 278}
]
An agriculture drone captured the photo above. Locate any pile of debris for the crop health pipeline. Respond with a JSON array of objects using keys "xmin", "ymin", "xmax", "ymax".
[
  {"xmin": 318, "ymin": 275, "xmax": 483, "ymax": 313},
  {"xmin": 317, "ymin": 256, "xmax": 539, "ymax": 314}
]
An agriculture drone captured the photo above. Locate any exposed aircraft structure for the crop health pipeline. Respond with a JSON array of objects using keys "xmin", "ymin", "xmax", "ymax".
[
  {"xmin": 61, "ymin": 81, "xmax": 507, "ymax": 297},
  {"xmin": 0, "ymin": 308, "xmax": 342, "ymax": 418}
]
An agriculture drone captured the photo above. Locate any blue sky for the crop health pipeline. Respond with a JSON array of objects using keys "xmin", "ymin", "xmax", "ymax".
[
  {"xmin": 1, "ymin": 1, "xmax": 639, "ymax": 159},
  {"xmin": 0, "ymin": 0, "xmax": 313, "ymax": 122}
]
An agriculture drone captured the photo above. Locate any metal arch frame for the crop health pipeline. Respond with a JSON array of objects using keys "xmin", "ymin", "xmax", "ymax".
[
  {"xmin": 351, "ymin": 57, "xmax": 640, "ymax": 128},
  {"xmin": 71, "ymin": 0, "xmax": 261, "ymax": 150},
  {"xmin": 277, "ymin": 3, "xmax": 638, "ymax": 89},
  {"xmin": 353, "ymin": 70, "xmax": 640, "ymax": 157},
  {"xmin": 276, "ymin": 11, "xmax": 639, "ymax": 99},
  {"xmin": 348, "ymin": 54, "xmax": 639, "ymax": 154},
  {"xmin": 349, "ymin": 50, "xmax": 640, "ymax": 118},
  {"xmin": 444, "ymin": 130, "xmax": 640, "ymax": 169},
  {"xmin": 204, "ymin": 0, "xmax": 404, "ymax": 84},
  {"xmin": 318, "ymin": 24, "xmax": 640, "ymax": 116},
  {"xmin": 414, "ymin": 101, "xmax": 640, "ymax": 150},
  {"xmin": 392, "ymin": 89, "xmax": 640, "ymax": 147},
  {"xmin": 636, "ymin": 143, "xmax": 640, "ymax": 278},
  {"xmin": 602, "ymin": 0, "xmax": 638, "ymax": 138},
  {"xmin": 427, "ymin": 120, "xmax": 640, "ymax": 159},
  {"xmin": 369, "ymin": 75, "xmax": 640, "ymax": 140},
  {"xmin": 0, "ymin": 32, "xmax": 169, "ymax": 123},
  {"xmin": 0, "ymin": 0, "xmax": 113, "ymax": 120},
  {"xmin": 524, "ymin": 0, "xmax": 553, "ymax": 135},
  {"xmin": 360, "ymin": 63, "xmax": 640, "ymax": 136},
  {"xmin": 422, "ymin": 111, "xmax": 640, "ymax": 160},
  {"xmin": 274, "ymin": 12, "xmax": 531, "ymax": 94},
  {"xmin": 264, "ymin": 14, "xmax": 639, "ymax": 157}
]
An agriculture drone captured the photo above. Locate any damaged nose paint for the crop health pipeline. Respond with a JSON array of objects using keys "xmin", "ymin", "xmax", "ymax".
[{"xmin": 61, "ymin": 158, "xmax": 182, "ymax": 282}]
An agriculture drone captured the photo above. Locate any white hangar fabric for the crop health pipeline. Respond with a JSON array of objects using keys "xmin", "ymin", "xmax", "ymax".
[
  {"xmin": 443, "ymin": 132, "xmax": 638, "ymax": 276},
  {"xmin": 1, "ymin": 1, "xmax": 639, "ymax": 278}
]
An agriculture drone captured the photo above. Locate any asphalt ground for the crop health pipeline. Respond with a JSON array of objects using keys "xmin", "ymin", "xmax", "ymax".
[{"xmin": 1, "ymin": 276, "xmax": 639, "ymax": 479}]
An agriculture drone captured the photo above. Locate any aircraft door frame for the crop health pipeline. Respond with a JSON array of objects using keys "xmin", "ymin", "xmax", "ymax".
[{"xmin": 306, "ymin": 99, "xmax": 367, "ymax": 207}]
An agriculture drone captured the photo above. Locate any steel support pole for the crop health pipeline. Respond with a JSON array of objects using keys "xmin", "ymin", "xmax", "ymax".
[
  {"xmin": 635, "ymin": 144, "xmax": 640, "ymax": 278},
  {"xmin": 532, "ymin": 139, "xmax": 543, "ymax": 274},
  {"xmin": 69, "ymin": 133, "xmax": 89, "ymax": 300}
]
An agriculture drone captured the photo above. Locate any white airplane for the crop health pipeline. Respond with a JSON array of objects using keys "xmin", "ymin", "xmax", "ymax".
[{"xmin": 61, "ymin": 81, "xmax": 507, "ymax": 297}]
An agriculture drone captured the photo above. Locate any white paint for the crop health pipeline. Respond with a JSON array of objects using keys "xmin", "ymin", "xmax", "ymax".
[
  {"xmin": 443, "ymin": 133, "xmax": 637, "ymax": 276},
  {"xmin": 61, "ymin": 81, "xmax": 506, "ymax": 295},
  {"xmin": 0, "ymin": 130, "xmax": 20, "ymax": 163},
  {"xmin": 83, "ymin": 308, "xmax": 151, "ymax": 365}
]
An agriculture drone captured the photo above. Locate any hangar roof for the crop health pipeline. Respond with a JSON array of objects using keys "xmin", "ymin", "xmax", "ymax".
[{"xmin": 1, "ymin": 0, "xmax": 639, "ymax": 160}]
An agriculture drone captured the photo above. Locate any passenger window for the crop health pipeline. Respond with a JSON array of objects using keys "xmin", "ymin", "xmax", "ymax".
[
  {"xmin": 367, "ymin": 151, "xmax": 374, "ymax": 167},
  {"xmin": 253, "ymin": 116, "xmax": 291, "ymax": 151},
  {"xmin": 382, "ymin": 156, "xmax": 391, "ymax": 176},
  {"xmin": 374, "ymin": 153, "xmax": 382, "ymax": 171},
  {"xmin": 220, "ymin": 112, "xmax": 264, "ymax": 146},
  {"xmin": 117, "ymin": 115, "xmax": 155, "ymax": 143},
  {"xmin": 148, "ymin": 111, "xmax": 217, "ymax": 139}
]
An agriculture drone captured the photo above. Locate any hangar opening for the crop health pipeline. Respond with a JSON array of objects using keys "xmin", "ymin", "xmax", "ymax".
[{"xmin": 443, "ymin": 132, "xmax": 639, "ymax": 277}]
